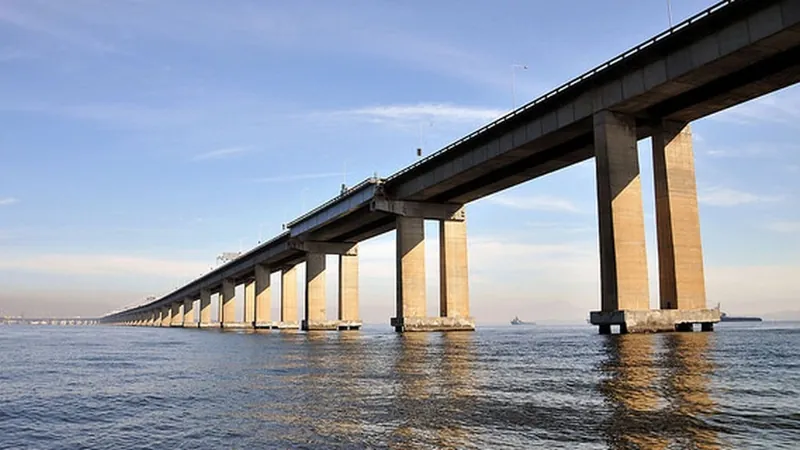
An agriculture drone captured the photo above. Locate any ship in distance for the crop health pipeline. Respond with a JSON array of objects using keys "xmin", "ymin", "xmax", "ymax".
[
  {"xmin": 717, "ymin": 303, "xmax": 762, "ymax": 322},
  {"xmin": 510, "ymin": 316, "xmax": 535, "ymax": 326}
]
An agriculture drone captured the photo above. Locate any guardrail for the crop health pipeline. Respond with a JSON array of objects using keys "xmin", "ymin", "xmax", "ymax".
[{"xmin": 384, "ymin": 0, "xmax": 739, "ymax": 183}]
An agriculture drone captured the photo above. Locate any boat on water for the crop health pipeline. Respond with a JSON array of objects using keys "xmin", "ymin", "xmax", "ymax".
[
  {"xmin": 720, "ymin": 312, "xmax": 762, "ymax": 322},
  {"xmin": 510, "ymin": 316, "xmax": 535, "ymax": 325}
]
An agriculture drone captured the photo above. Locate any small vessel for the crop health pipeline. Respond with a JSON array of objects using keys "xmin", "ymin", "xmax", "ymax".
[
  {"xmin": 720, "ymin": 312, "xmax": 762, "ymax": 322},
  {"xmin": 510, "ymin": 316, "xmax": 535, "ymax": 326},
  {"xmin": 717, "ymin": 303, "xmax": 762, "ymax": 322}
]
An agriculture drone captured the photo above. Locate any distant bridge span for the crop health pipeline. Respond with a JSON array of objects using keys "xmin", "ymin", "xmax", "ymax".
[{"xmin": 104, "ymin": 0, "xmax": 800, "ymax": 334}]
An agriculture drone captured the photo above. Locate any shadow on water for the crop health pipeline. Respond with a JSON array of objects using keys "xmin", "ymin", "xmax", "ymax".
[{"xmin": 599, "ymin": 332, "xmax": 722, "ymax": 449}]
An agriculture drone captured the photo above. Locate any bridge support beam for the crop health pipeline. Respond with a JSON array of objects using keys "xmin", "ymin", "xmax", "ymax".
[
  {"xmin": 303, "ymin": 253, "xmax": 337, "ymax": 330},
  {"xmin": 338, "ymin": 247, "xmax": 362, "ymax": 330},
  {"xmin": 589, "ymin": 113, "xmax": 719, "ymax": 333},
  {"xmin": 254, "ymin": 264, "xmax": 275, "ymax": 328},
  {"xmin": 170, "ymin": 301, "xmax": 182, "ymax": 327},
  {"xmin": 199, "ymin": 289, "xmax": 216, "ymax": 328},
  {"xmin": 182, "ymin": 298, "xmax": 194, "ymax": 327},
  {"xmin": 244, "ymin": 279, "xmax": 256, "ymax": 327},
  {"xmin": 279, "ymin": 265, "xmax": 300, "ymax": 329},
  {"xmin": 391, "ymin": 214, "xmax": 474, "ymax": 332},
  {"xmin": 160, "ymin": 306, "xmax": 171, "ymax": 327},
  {"xmin": 220, "ymin": 279, "xmax": 243, "ymax": 328}
]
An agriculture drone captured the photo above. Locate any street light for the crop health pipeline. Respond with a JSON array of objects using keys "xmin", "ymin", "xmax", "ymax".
[
  {"xmin": 511, "ymin": 64, "xmax": 528, "ymax": 110},
  {"xmin": 666, "ymin": 0, "xmax": 673, "ymax": 28}
]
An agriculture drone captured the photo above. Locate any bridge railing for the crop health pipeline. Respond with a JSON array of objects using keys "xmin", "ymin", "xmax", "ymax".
[{"xmin": 385, "ymin": 0, "xmax": 738, "ymax": 184}]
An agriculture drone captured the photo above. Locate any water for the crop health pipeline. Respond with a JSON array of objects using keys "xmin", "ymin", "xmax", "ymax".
[{"xmin": 1, "ymin": 323, "xmax": 799, "ymax": 449}]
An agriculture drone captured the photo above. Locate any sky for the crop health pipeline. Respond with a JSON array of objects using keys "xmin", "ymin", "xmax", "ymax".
[{"xmin": 1, "ymin": 0, "xmax": 799, "ymax": 323}]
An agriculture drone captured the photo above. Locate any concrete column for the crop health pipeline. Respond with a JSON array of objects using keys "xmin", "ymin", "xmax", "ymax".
[
  {"xmin": 303, "ymin": 253, "xmax": 329, "ymax": 330},
  {"xmin": 183, "ymin": 298, "xmax": 194, "ymax": 327},
  {"xmin": 244, "ymin": 279, "xmax": 256, "ymax": 326},
  {"xmin": 161, "ymin": 306, "xmax": 171, "ymax": 327},
  {"xmin": 439, "ymin": 219, "xmax": 470, "ymax": 318},
  {"xmin": 199, "ymin": 289, "xmax": 212, "ymax": 327},
  {"xmin": 393, "ymin": 216, "xmax": 427, "ymax": 331},
  {"xmin": 653, "ymin": 121, "xmax": 707, "ymax": 311},
  {"xmin": 171, "ymin": 302, "xmax": 182, "ymax": 326},
  {"xmin": 147, "ymin": 311, "xmax": 155, "ymax": 326},
  {"xmin": 255, "ymin": 264, "xmax": 272, "ymax": 327},
  {"xmin": 338, "ymin": 249, "xmax": 359, "ymax": 323},
  {"xmin": 220, "ymin": 279, "xmax": 236, "ymax": 327},
  {"xmin": 281, "ymin": 265, "xmax": 299, "ymax": 326},
  {"xmin": 594, "ymin": 110, "xmax": 650, "ymax": 312}
]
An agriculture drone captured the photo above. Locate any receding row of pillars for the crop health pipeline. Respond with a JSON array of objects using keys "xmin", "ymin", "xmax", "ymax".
[{"xmin": 119, "ymin": 250, "xmax": 360, "ymax": 330}]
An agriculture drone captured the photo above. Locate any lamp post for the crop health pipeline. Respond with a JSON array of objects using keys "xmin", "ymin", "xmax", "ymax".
[
  {"xmin": 667, "ymin": 0, "xmax": 673, "ymax": 28},
  {"xmin": 511, "ymin": 64, "xmax": 528, "ymax": 110}
]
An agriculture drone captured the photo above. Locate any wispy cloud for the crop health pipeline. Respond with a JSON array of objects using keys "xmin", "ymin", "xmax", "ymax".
[
  {"xmin": 251, "ymin": 172, "xmax": 343, "ymax": 183},
  {"xmin": 766, "ymin": 221, "xmax": 800, "ymax": 233},
  {"xmin": 699, "ymin": 186, "xmax": 781, "ymax": 207},
  {"xmin": 0, "ymin": 197, "xmax": 20, "ymax": 206},
  {"xmin": 0, "ymin": 253, "xmax": 207, "ymax": 278},
  {"xmin": 713, "ymin": 86, "xmax": 800, "ymax": 126},
  {"xmin": 325, "ymin": 103, "xmax": 505, "ymax": 125},
  {"xmin": 192, "ymin": 146, "xmax": 252, "ymax": 161},
  {"xmin": 487, "ymin": 194, "xmax": 582, "ymax": 213}
]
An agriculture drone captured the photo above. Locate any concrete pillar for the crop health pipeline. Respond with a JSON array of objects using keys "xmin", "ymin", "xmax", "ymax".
[
  {"xmin": 244, "ymin": 279, "xmax": 256, "ymax": 326},
  {"xmin": 303, "ymin": 253, "xmax": 329, "ymax": 330},
  {"xmin": 199, "ymin": 289, "xmax": 212, "ymax": 327},
  {"xmin": 594, "ymin": 110, "xmax": 650, "ymax": 312},
  {"xmin": 338, "ymin": 249, "xmax": 359, "ymax": 323},
  {"xmin": 393, "ymin": 216, "xmax": 427, "ymax": 331},
  {"xmin": 147, "ymin": 311, "xmax": 155, "ymax": 326},
  {"xmin": 171, "ymin": 302, "xmax": 182, "ymax": 326},
  {"xmin": 161, "ymin": 306, "xmax": 171, "ymax": 327},
  {"xmin": 255, "ymin": 264, "xmax": 271, "ymax": 327},
  {"xmin": 220, "ymin": 279, "xmax": 236, "ymax": 327},
  {"xmin": 281, "ymin": 265, "xmax": 299, "ymax": 326},
  {"xmin": 183, "ymin": 298, "xmax": 194, "ymax": 327},
  {"xmin": 439, "ymin": 219, "xmax": 470, "ymax": 318},
  {"xmin": 653, "ymin": 121, "xmax": 706, "ymax": 311}
]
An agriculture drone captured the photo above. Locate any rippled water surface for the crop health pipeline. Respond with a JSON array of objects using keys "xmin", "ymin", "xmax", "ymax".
[{"xmin": 1, "ymin": 323, "xmax": 799, "ymax": 449}]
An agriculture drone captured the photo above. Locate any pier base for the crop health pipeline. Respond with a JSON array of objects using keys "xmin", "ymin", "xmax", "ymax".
[
  {"xmin": 391, "ymin": 316, "xmax": 475, "ymax": 332},
  {"xmin": 198, "ymin": 322, "xmax": 221, "ymax": 329},
  {"xmin": 221, "ymin": 322, "xmax": 251, "ymax": 329},
  {"xmin": 302, "ymin": 320, "xmax": 363, "ymax": 331},
  {"xmin": 275, "ymin": 321, "xmax": 300, "ymax": 330},
  {"xmin": 590, "ymin": 309, "xmax": 720, "ymax": 334}
]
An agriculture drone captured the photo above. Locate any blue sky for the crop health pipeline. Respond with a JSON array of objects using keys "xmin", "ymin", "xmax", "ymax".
[{"xmin": 1, "ymin": 0, "xmax": 798, "ymax": 322}]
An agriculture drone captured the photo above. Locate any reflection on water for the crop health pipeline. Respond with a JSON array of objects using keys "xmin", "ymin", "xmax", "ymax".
[
  {"xmin": 600, "ymin": 332, "xmax": 720, "ymax": 449},
  {"xmin": 3, "ymin": 324, "xmax": 799, "ymax": 448}
]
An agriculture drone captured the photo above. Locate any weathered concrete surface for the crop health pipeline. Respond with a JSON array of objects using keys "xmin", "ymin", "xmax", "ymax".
[
  {"xmin": 590, "ymin": 309, "xmax": 721, "ymax": 333},
  {"xmin": 594, "ymin": 111, "xmax": 650, "ymax": 312},
  {"xmin": 395, "ymin": 216, "xmax": 427, "ymax": 321},
  {"xmin": 439, "ymin": 218, "xmax": 470, "ymax": 318},
  {"xmin": 281, "ymin": 266, "xmax": 298, "ymax": 323},
  {"xmin": 182, "ymin": 298, "xmax": 194, "ymax": 327},
  {"xmin": 220, "ymin": 322, "xmax": 251, "ymax": 330},
  {"xmin": 338, "ymin": 249, "xmax": 359, "ymax": 322},
  {"xmin": 160, "ymin": 306, "xmax": 170, "ymax": 327},
  {"xmin": 275, "ymin": 321, "xmax": 300, "ymax": 330},
  {"xmin": 255, "ymin": 264, "xmax": 271, "ymax": 324},
  {"xmin": 220, "ymin": 279, "xmax": 236, "ymax": 327},
  {"xmin": 391, "ymin": 316, "xmax": 475, "ymax": 332},
  {"xmin": 170, "ymin": 302, "xmax": 182, "ymax": 327},
  {"xmin": 304, "ymin": 253, "xmax": 327, "ymax": 325},
  {"xmin": 653, "ymin": 121, "xmax": 707, "ymax": 311},
  {"xmin": 254, "ymin": 321, "xmax": 281, "ymax": 329},
  {"xmin": 244, "ymin": 279, "xmax": 256, "ymax": 326},
  {"xmin": 199, "ymin": 289, "xmax": 212, "ymax": 328},
  {"xmin": 302, "ymin": 319, "xmax": 363, "ymax": 331}
]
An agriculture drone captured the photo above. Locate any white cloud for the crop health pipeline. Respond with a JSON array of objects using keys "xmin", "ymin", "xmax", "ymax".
[
  {"xmin": 698, "ymin": 186, "xmax": 780, "ymax": 207},
  {"xmin": 192, "ymin": 146, "xmax": 252, "ymax": 161},
  {"xmin": 251, "ymin": 172, "xmax": 343, "ymax": 183},
  {"xmin": 766, "ymin": 221, "xmax": 800, "ymax": 233},
  {"xmin": 487, "ymin": 194, "xmax": 581, "ymax": 213},
  {"xmin": 0, "ymin": 253, "xmax": 207, "ymax": 278},
  {"xmin": 0, "ymin": 197, "xmax": 19, "ymax": 206},
  {"xmin": 327, "ymin": 103, "xmax": 505, "ymax": 125},
  {"xmin": 713, "ymin": 86, "xmax": 800, "ymax": 126}
]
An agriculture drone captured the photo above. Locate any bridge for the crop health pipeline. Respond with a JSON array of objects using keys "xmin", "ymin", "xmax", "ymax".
[
  {"xmin": 1, "ymin": 317, "xmax": 99, "ymax": 326},
  {"xmin": 102, "ymin": 0, "xmax": 800, "ymax": 334}
]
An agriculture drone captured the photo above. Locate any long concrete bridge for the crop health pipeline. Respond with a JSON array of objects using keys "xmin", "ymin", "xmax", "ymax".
[{"xmin": 103, "ymin": 0, "xmax": 800, "ymax": 334}]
